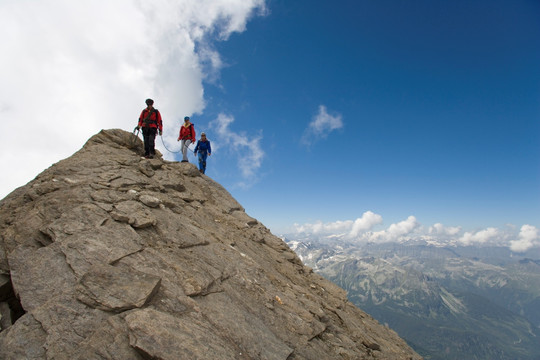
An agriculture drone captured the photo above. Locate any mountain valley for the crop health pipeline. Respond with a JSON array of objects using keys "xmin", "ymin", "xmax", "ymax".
[{"xmin": 286, "ymin": 235, "xmax": 540, "ymax": 360}]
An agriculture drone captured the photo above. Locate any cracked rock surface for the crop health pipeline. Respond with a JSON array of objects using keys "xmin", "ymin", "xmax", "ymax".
[{"xmin": 0, "ymin": 129, "xmax": 422, "ymax": 360}]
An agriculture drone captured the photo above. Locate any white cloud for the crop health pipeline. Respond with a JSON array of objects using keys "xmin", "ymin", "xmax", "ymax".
[
  {"xmin": 350, "ymin": 211, "xmax": 384, "ymax": 237},
  {"xmin": 301, "ymin": 105, "xmax": 343, "ymax": 145},
  {"xmin": 370, "ymin": 216, "xmax": 419, "ymax": 242},
  {"xmin": 294, "ymin": 219, "xmax": 348, "ymax": 235},
  {"xmin": 210, "ymin": 113, "xmax": 264, "ymax": 181},
  {"xmin": 429, "ymin": 223, "xmax": 461, "ymax": 236},
  {"xmin": 0, "ymin": 0, "xmax": 266, "ymax": 199},
  {"xmin": 294, "ymin": 211, "xmax": 383, "ymax": 237},
  {"xmin": 294, "ymin": 214, "xmax": 419, "ymax": 243},
  {"xmin": 291, "ymin": 213, "xmax": 540, "ymax": 252},
  {"xmin": 510, "ymin": 225, "xmax": 540, "ymax": 253},
  {"xmin": 458, "ymin": 227, "xmax": 499, "ymax": 246}
]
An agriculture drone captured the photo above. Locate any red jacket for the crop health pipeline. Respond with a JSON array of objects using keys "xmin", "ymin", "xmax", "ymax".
[
  {"xmin": 138, "ymin": 108, "xmax": 163, "ymax": 131},
  {"xmin": 178, "ymin": 122, "xmax": 195, "ymax": 142}
]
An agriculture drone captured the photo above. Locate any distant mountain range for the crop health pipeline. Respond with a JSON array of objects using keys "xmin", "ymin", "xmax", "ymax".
[{"xmin": 284, "ymin": 234, "xmax": 540, "ymax": 360}]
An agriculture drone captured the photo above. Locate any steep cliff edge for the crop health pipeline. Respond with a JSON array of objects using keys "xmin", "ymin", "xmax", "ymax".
[{"xmin": 0, "ymin": 129, "xmax": 421, "ymax": 360}]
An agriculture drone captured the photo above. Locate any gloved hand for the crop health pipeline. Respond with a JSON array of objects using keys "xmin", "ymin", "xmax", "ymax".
[
  {"xmin": 135, "ymin": 126, "xmax": 140, "ymax": 131},
  {"xmin": 159, "ymin": 130, "xmax": 162, "ymax": 136}
]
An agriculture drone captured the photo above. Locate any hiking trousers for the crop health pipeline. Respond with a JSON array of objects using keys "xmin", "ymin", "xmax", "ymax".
[
  {"xmin": 142, "ymin": 127, "xmax": 157, "ymax": 156},
  {"xmin": 181, "ymin": 139, "xmax": 192, "ymax": 161},
  {"xmin": 197, "ymin": 152, "xmax": 208, "ymax": 174}
]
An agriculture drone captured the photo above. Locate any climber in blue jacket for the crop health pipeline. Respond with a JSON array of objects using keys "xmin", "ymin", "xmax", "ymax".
[{"xmin": 193, "ymin": 132, "xmax": 212, "ymax": 174}]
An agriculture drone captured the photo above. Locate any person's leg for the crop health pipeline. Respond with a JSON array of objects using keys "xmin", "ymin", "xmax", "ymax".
[
  {"xmin": 142, "ymin": 128, "xmax": 150, "ymax": 156},
  {"xmin": 148, "ymin": 128, "xmax": 157, "ymax": 158},
  {"xmin": 201, "ymin": 152, "xmax": 207, "ymax": 173},
  {"xmin": 198, "ymin": 152, "xmax": 207, "ymax": 173},
  {"xmin": 181, "ymin": 140, "xmax": 191, "ymax": 161},
  {"xmin": 180, "ymin": 140, "xmax": 186, "ymax": 161}
]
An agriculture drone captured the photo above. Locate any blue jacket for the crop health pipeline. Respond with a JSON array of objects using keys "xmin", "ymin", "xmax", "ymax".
[{"xmin": 194, "ymin": 140, "xmax": 211, "ymax": 155}]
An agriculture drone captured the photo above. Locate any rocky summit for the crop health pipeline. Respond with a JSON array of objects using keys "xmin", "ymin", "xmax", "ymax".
[{"xmin": 0, "ymin": 129, "xmax": 421, "ymax": 360}]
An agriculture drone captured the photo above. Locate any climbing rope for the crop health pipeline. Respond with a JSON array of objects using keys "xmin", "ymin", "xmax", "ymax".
[
  {"xmin": 132, "ymin": 127, "xmax": 193, "ymax": 155},
  {"xmin": 160, "ymin": 134, "xmax": 194, "ymax": 154}
]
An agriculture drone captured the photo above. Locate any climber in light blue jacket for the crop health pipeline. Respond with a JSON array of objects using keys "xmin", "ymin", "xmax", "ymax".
[{"xmin": 193, "ymin": 132, "xmax": 212, "ymax": 174}]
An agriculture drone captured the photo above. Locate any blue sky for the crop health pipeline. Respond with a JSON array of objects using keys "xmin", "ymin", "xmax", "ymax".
[
  {"xmin": 1, "ymin": 0, "xmax": 539, "ymax": 251},
  {"xmin": 202, "ymin": 0, "xmax": 540, "ymax": 236}
]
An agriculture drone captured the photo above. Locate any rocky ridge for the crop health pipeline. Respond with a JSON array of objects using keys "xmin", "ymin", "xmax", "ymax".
[{"xmin": 0, "ymin": 129, "xmax": 421, "ymax": 360}]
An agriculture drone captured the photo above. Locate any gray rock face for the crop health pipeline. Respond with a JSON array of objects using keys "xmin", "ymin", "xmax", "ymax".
[{"xmin": 0, "ymin": 129, "xmax": 422, "ymax": 360}]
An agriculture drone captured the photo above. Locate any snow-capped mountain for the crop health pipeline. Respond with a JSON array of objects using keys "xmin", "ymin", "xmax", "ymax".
[{"xmin": 284, "ymin": 234, "xmax": 540, "ymax": 360}]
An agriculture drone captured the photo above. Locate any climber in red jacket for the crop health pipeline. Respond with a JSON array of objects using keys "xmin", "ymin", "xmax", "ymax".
[
  {"xmin": 136, "ymin": 98, "xmax": 163, "ymax": 159},
  {"xmin": 177, "ymin": 116, "xmax": 195, "ymax": 162}
]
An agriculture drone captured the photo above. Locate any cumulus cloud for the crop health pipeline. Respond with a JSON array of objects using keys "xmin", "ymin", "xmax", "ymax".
[
  {"xmin": 510, "ymin": 225, "xmax": 540, "ymax": 253},
  {"xmin": 301, "ymin": 105, "xmax": 343, "ymax": 145},
  {"xmin": 292, "ymin": 214, "xmax": 540, "ymax": 252},
  {"xmin": 429, "ymin": 223, "xmax": 462, "ymax": 236},
  {"xmin": 294, "ymin": 214, "xmax": 420, "ymax": 243},
  {"xmin": 458, "ymin": 227, "xmax": 499, "ymax": 246},
  {"xmin": 210, "ymin": 113, "xmax": 264, "ymax": 181},
  {"xmin": 0, "ymin": 0, "xmax": 266, "ymax": 199},
  {"xmin": 350, "ymin": 211, "xmax": 384, "ymax": 237},
  {"xmin": 293, "ymin": 220, "xmax": 347, "ymax": 235},
  {"xmin": 294, "ymin": 211, "xmax": 383, "ymax": 237},
  {"xmin": 370, "ymin": 216, "xmax": 419, "ymax": 242}
]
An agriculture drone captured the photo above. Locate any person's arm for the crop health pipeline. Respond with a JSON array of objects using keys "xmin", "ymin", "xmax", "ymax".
[
  {"xmin": 137, "ymin": 110, "xmax": 145, "ymax": 129},
  {"xmin": 191, "ymin": 125, "xmax": 196, "ymax": 143},
  {"xmin": 208, "ymin": 141, "xmax": 211, "ymax": 155},
  {"xmin": 194, "ymin": 141, "xmax": 200, "ymax": 154},
  {"xmin": 156, "ymin": 110, "xmax": 163, "ymax": 134}
]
